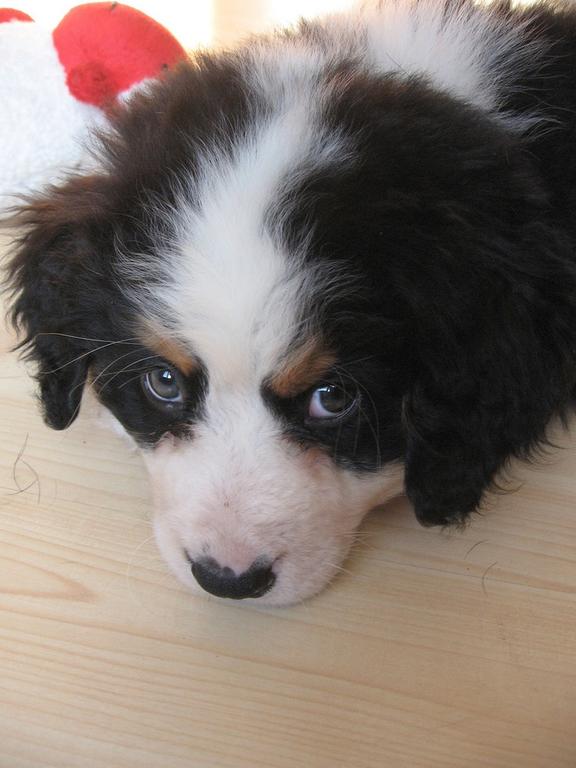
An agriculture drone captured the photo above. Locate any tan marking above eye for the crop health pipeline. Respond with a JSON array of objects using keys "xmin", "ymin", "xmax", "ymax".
[
  {"xmin": 138, "ymin": 318, "xmax": 197, "ymax": 377},
  {"xmin": 268, "ymin": 336, "xmax": 337, "ymax": 398}
]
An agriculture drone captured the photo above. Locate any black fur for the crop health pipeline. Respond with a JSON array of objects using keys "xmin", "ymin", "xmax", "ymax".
[
  {"xmin": 276, "ymin": 65, "xmax": 576, "ymax": 525},
  {"xmin": 7, "ymin": 1, "xmax": 576, "ymax": 529}
]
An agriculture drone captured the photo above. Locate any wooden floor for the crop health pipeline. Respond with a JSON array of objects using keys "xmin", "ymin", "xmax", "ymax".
[{"xmin": 2, "ymin": 16, "xmax": 576, "ymax": 762}]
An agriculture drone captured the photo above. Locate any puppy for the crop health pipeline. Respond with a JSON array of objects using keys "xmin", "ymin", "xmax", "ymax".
[{"xmin": 6, "ymin": 0, "xmax": 576, "ymax": 605}]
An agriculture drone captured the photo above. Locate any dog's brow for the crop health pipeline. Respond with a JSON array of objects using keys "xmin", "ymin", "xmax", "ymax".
[
  {"xmin": 138, "ymin": 319, "xmax": 197, "ymax": 376},
  {"xmin": 269, "ymin": 337, "xmax": 336, "ymax": 398}
]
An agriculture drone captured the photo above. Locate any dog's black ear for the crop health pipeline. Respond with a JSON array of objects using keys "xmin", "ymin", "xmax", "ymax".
[
  {"xmin": 403, "ymin": 380, "xmax": 514, "ymax": 527},
  {"xmin": 401, "ymin": 224, "xmax": 576, "ymax": 527},
  {"xmin": 31, "ymin": 339, "xmax": 88, "ymax": 432},
  {"xmin": 6, "ymin": 180, "xmax": 111, "ymax": 430}
]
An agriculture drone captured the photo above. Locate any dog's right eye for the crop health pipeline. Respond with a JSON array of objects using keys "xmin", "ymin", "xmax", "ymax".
[
  {"xmin": 142, "ymin": 366, "xmax": 184, "ymax": 407},
  {"xmin": 307, "ymin": 383, "xmax": 360, "ymax": 422}
]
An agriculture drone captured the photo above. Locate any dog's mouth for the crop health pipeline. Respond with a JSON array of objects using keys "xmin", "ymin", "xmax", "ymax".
[{"xmin": 147, "ymin": 444, "xmax": 404, "ymax": 607}]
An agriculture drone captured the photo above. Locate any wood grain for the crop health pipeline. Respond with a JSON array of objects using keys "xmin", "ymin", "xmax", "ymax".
[{"xmin": 1, "ymin": 170, "xmax": 576, "ymax": 768}]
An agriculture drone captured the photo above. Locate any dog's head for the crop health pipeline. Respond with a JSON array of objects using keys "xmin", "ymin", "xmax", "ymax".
[{"xmin": 6, "ymin": 48, "xmax": 576, "ymax": 605}]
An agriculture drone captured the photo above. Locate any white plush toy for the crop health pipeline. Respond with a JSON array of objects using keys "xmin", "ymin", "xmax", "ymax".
[{"xmin": 0, "ymin": 3, "xmax": 186, "ymax": 216}]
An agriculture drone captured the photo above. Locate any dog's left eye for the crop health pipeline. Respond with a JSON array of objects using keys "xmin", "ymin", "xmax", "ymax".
[
  {"xmin": 308, "ymin": 383, "xmax": 359, "ymax": 421},
  {"xmin": 143, "ymin": 366, "xmax": 184, "ymax": 405}
]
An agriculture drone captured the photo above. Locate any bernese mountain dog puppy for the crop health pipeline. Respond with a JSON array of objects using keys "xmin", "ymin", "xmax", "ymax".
[{"xmin": 6, "ymin": 0, "xmax": 576, "ymax": 605}]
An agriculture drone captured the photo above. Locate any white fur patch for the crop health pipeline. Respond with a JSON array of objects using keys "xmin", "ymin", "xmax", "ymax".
[
  {"xmin": 246, "ymin": 0, "xmax": 545, "ymax": 130},
  {"xmin": 362, "ymin": 0, "xmax": 533, "ymax": 113},
  {"xmin": 150, "ymin": 96, "xmax": 349, "ymax": 387},
  {"xmin": 144, "ymin": 406, "xmax": 404, "ymax": 606}
]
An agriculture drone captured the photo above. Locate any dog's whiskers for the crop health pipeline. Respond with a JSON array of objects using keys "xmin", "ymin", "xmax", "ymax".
[
  {"xmin": 95, "ymin": 354, "xmax": 162, "ymax": 395},
  {"xmin": 88, "ymin": 351, "xmax": 159, "ymax": 396},
  {"xmin": 35, "ymin": 336, "xmax": 142, "ymax": 376}
]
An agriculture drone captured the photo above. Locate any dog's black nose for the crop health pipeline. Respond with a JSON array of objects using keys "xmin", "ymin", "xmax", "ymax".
[{"xmin": 190, "ymin": 557, "xmax": 276, "ymax": 599}]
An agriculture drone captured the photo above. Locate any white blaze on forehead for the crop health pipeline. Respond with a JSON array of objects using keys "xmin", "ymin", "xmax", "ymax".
[{"xmin": 156, "ymin": 97, "xmax": 346, "ymax": 387}]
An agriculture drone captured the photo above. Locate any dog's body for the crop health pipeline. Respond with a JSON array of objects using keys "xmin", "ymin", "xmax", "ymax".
[{"xmin": 7, "ymin": 0, "xmax": 576, "ymax": 604}]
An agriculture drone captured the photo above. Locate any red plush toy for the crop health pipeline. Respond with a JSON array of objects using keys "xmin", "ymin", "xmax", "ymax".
[
  {"xmin": 0, "ymin": 3, "xmax": 187, "ymax": 214},
  {"xmin": 0, "ymin": 8, "xmax": 31, "ymax": 21},
  {"xmin": 54, "ymin": 2, "xmax": 186, "ymax": 107}
]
